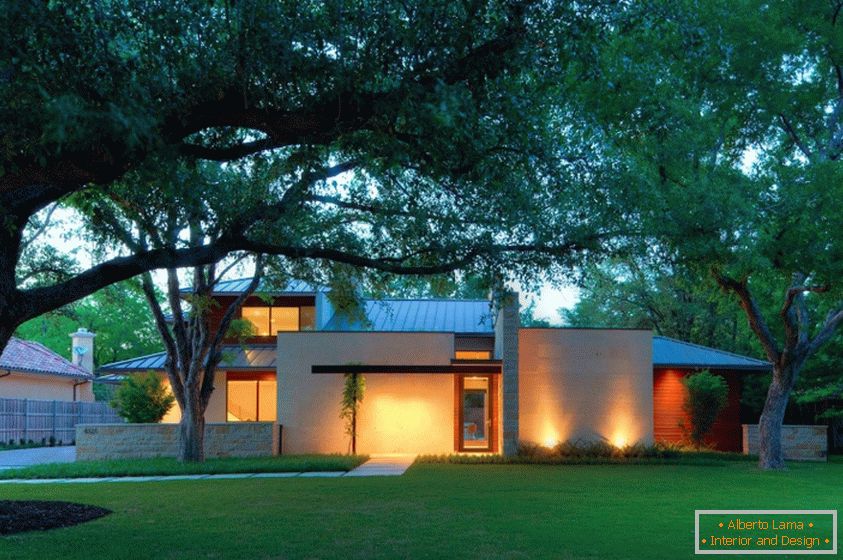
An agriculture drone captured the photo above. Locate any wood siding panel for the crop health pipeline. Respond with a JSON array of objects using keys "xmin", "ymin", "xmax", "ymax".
[{"xmin": 653, "ymin": 368, "xmax": 742, "ymax": 452}]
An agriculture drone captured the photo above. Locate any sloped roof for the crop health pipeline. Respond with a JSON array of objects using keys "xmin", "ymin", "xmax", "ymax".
[
  {"xmin": 0, "ymin": 337, "xmax": 92, "ymax": 379},
  {"xmin": 653, "ymin": 336, "xmax": 771, "ymax": 371},
  {"xmin": 323, "ymin": 299, "xmax": 494, "ymax": 334},
  {"xmin": 180, "ymin": 278, "xmax": 318, "ymax": 296},
  {"xmin": 98, "ymin": 345, "xmax": 277, "ymax": 373}
]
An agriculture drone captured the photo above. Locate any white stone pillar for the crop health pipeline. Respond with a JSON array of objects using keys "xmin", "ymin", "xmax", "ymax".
[{"xmin": 70, "ymin": 328, "xmax": 96, "ymax": 373}]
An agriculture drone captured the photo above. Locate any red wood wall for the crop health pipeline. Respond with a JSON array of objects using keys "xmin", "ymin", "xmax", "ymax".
[{"xmin": 653, "ymin": 368, "xmax": 743, "ymax": 452}]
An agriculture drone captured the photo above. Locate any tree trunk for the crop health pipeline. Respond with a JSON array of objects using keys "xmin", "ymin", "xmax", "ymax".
[
  {"xmin": 0, "ymin": 323, "xmax": 16, "ymax": 358},
  {"xmin": 179, "ymin": 394, "xmax": 205, "ymax": 463},
  {"xmin": 757, "ymin": 367, "xmax": 792, "ymax": 470}
]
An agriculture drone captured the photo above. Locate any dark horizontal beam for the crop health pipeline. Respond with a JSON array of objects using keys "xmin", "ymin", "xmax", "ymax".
[
  {"xmin": 311, "ymin": 364, "xmax": 501, "ymax": 375},
  {"xmin": 450, "ymin": 359, "xmax": 502, "ymax": 365}
]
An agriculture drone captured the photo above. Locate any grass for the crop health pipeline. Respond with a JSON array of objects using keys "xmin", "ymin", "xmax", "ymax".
[
  {"xmin": 0, "ymin": 457, "xmax": 841, "ymax": 559},
  {"xmin": 0, "ymin": 454, "xmax": 367, "ymax": 479}
]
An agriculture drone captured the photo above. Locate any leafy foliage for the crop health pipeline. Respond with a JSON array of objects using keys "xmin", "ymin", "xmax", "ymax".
[
  {"xmin": 110, "ymin": 372, "xmax": 175, "ymax": 424},
  {"xmin": 15, "ymin": 281, "xmax": 162, "ymax": 367},
  {"xmin": 340, "ymin": 372, "xmax": 366, "ymax": 454},
  {"xmin": 682, "ymin": 371, "xmax": 728, "ymax": 449}
]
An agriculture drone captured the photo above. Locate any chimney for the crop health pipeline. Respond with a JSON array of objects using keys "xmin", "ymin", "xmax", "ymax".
[
  {"xmin": 493, "ymin": 291, "xmax": 520, "ymax": 456},
  {"xmin": 70, "ymin": 328, "xmax": 96, "ymax": 373}
]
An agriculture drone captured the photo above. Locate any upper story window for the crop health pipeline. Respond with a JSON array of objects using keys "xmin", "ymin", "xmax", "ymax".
[
  {"xmin": 455, "ymin": 350, "xmax": 493, "ymax": 360},
  {"xmin": 242, "ymin": 306, "xmax": 316, "ymax": 335}
]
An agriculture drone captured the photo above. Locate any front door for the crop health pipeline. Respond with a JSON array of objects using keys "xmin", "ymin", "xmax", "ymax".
[{"xmin": 455, "ymin": 375, "xmax": 498, "ymax": 452}]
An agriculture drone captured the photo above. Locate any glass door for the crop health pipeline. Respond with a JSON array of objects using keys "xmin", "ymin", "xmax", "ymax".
[{"xmin": 457, "ymin": 375, "xmax": 497, "ymax": 451}]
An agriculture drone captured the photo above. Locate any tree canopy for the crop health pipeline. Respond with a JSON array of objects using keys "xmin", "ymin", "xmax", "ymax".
[
  {"xmin": 0, "ymin": 1, "xmax": 630, "ymax": 353},
  {"xmin": 574, "ymin": 0, "xmax": 843, "ymax": 468}
]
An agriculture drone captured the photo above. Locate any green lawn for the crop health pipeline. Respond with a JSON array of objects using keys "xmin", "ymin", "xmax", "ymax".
[
  {"xmin": 0, "ymin": 454, "xmax": 366, "ymax": 479},
  {"xmin": 1, "ymin": 459, "xmax": 841, "ymax": 559}
]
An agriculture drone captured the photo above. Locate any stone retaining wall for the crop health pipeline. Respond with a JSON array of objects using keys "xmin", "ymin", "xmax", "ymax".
[
  {"xmin": 76, "ymin": 422, "xmax": 279, "ymax": 461},
  {"xmin": 742, "ymin": 424, "xmax": 827, "ymax": 462}
]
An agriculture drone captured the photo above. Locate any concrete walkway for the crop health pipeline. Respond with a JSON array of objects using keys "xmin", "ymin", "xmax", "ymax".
[
  {"xmin": 0, "ymin": 454, "xmax": 416, "ymax": 484},
  {"xmin": 0, "ymin": 446, "xmax": 76, "ymax": 470},
  {"xmin": 344, "ymin": 454, "xmax": 416, "ymax": 477}
]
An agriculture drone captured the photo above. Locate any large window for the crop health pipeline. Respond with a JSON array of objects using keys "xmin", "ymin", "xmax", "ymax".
[
  {"xmin": 242, "ymin": 305, "xmax": 315, "ymax": 335},
  {"xmin": 454, "ymin": 350, "xmax": 492, "ymax": 360},
  {"xmin": 226, "ymin": 373, "xmax": 277, "ymax": 422}
]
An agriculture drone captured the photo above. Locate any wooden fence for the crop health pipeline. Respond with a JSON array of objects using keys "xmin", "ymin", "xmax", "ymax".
[{"xmin": 0, "ymin": 398, "xmax": 123, "ymax": 445}]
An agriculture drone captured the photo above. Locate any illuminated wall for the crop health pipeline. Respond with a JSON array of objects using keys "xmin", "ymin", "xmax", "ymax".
[
  {"xmin": 653, "ymin": 368, "xmax": 743, "ymax": 451},
  {"xmin": 0, "ymin": 372, "xmax": 94, "ymax": 402},
  {"xmin": 156, "ymin": 371, "xmax": 227, "ymax": 424},
  {"xmin": 518, "ymin": 329, "xmax": 654, "ymax": 447},
  {"xmin": 277, "ymin": 332, "xmax": 455, "ymax": 454}
]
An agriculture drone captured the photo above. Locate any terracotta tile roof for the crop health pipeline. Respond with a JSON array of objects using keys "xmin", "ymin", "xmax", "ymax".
[{"xmin": 0, "ymin": 337, "xmax": 92, "ymax": 379}]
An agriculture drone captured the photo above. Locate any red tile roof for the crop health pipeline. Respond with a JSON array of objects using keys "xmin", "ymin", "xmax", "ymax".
[{"xmin": 0, "ymin": 337, "xmax": 92, "ymax": 379}]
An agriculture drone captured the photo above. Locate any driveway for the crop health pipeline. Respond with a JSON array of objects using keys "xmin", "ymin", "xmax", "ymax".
[{"xmin": 0, "ymin": 446, "xmax": 75, "ymax": 469}]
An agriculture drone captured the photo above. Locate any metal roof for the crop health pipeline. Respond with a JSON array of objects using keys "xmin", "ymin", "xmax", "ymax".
[
  {"xmin": 180, "ymin": 277, "xmax": 319, "ymax": 296},
  {"xmin": 98, "ymin": 345, "xmax": 277, "ymax": 373},
  {"xmin": 323, "ymin": 299, "xmax": 494, "ymax": 334},
  {"xmin": 0, "ymin": 337, "xmax": 92, "ymax": 379},
  {"xmin": 652, "ymin": 336, "xmax": 771, "ymax": 371}
]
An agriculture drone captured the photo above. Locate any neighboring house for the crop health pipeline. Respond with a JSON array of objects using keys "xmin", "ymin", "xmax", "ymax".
[
  {"xmin": 0, "ymin": 331, "xmax": 95, "ymax": 402},
  {"xmin": 99, "ymin": 279, "xmax": 770, "ymax": 454}
]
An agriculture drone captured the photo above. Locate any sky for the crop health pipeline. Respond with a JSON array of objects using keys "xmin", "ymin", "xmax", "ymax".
[{"xmin": 41, "ymin": 208, "xmax": 581, "ymax": 324}]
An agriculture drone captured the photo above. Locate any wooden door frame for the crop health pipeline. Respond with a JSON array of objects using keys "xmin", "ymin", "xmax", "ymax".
[{"xmin": 453, "ymin": 374, "xmax": 499, "ymax": 453}]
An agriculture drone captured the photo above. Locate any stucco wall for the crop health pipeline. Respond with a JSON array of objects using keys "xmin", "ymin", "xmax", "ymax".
[
  {"xmin": 157, "ymin": 371, "xmax": 227, "ymax": 423},
  {"xmin": 76, "ymin": 422, "xmax": 278, "ymax": 460},
  {"xmin": 0, "ymin": 372, "xmax": 93, "ymax": 402},
  {"xmin": 518, "ymin": 329, "xmax": 653, "ymax": 447},
  {"xmin": 278, "ymin": 332, "xmax": 455, "ymax": 454}
]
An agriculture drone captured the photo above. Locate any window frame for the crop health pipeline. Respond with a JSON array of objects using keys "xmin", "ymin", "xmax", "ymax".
[{"xmin": 225, "ymin": 371, "xmax": 277, "ymax": 422}]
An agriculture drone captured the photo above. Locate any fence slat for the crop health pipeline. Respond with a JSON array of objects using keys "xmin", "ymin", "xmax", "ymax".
[{"xmin": 0, "ymin": 397, "xmax": 122, "ymax": 445}]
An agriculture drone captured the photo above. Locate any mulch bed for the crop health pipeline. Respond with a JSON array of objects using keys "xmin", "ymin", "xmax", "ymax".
[{"xmin": 0, "ymin": 501, "xmax": 111, "ymax": 535}]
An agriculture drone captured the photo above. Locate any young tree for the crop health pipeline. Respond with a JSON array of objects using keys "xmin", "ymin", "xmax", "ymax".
[
  {"xmin": 580, "ymin": 0, "xmax": 843, "ymax": 469},
  {"xmin": 682, "ymin": 371, "xmax": 729, "ymax": 450},
  {"xmin": 340, "ymin": 373, "xmax": 366, "ymax": 455},
  {"xmin": 0, "ymin": 1, "xmax": 622, "ymax": 356}
]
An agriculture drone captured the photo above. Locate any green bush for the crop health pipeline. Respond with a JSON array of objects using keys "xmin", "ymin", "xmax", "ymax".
[
  {"xmin": 682, "ymin": 370, "xmax": 728, "ymax": 448},
  {"xmin": 110, "ymin": 371, "xmax": 175, "ymax": 423}
]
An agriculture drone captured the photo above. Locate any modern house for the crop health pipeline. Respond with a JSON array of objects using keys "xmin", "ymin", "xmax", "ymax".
[
  {"xmin": 99, "ymin": 279, "xmax": 770, "ymax": 455},
  {"xmin": 0, "ymin": 330, "xmax": 95, "ymax": 402}
]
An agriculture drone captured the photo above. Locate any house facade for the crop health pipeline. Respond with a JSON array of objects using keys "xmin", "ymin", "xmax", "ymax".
[
  {"xmin": 0, "ymin": 332, "xmax": 95, "ymax": 402},
  {"xmin": 100, "ymin": 279, "xmax": 770, "ymax": 455}
]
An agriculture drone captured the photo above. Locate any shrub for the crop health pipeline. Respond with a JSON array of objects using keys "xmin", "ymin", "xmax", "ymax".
[
  {"xmin": 682, "ymin": 370, "xmax": 728, "ymax": 448},
  {"xmin": 111, "ymin": 371, "xmax": 175, "ymax": 423}
]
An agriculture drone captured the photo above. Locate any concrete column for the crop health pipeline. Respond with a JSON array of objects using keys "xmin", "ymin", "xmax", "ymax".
[
  {"xmin": 494, "ymin": 291, "xmax": 520, "ymax": 456},
  {"xmin": 70, "ymin": 328, "xmax": 96, "ymax": 373}
]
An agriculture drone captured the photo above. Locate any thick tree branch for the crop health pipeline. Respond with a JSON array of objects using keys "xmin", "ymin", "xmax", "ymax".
[
  {"xmin": 808, "ymin": 305, "xmax": 843, "ymax": 356},
  {"xmin": 713, "ymin": 270, "xmax": 781, "ymax": 364},
  {"xmin": 139, "ymin": 271, "xmax": 184, "ymax": 408},
  {"xmin": 778, "ymin": 113, "xmax": 814, "ymax": 160}
]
